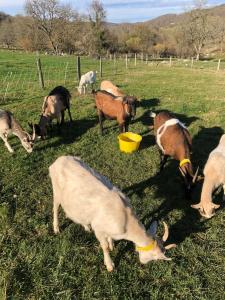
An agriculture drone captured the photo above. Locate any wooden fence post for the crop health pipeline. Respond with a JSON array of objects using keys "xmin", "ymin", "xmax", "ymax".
[
  {"xmin": 135, "ymin": 53, "xmax": 137, "ymax": 66},
  {"xmin": 191, "ymin": 57, "xmax": 194, "ymax": 68},
  {"xmin": 125, "ymin": 54, "xmax": 128, "ymax": 69},
  {"xmin": 113, "ymin": 53, "xmax": 116, "ymax": 75},
  {"xmin": 36, "ymin": 57, "xmax": 44, "ymax": 89},
  {"xmin": 64, "ymin": 62, "xmax": 69, "ymax": 84},
  {"xmin": 146, "ymin": 54, "xmax": 148, "ymax": 64},
  {"xmin": 217, "ymin": 59, "xmax": 221, "ymax": 71},
  {"xmin": 169, "ymin": 56, "xmax": 172, "ymax": 67},
  {"xmin": 100, "ymin": 57, "xmax": 102, "ymax": 77},
  {"xmin": 77, "ymin": 56, "xmax": 81, "ymax": 82}
]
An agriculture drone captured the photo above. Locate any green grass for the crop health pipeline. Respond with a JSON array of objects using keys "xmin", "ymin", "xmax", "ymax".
[{"xmin": 1, "ymin": 50, "xmax": 225, "ymax": 299}]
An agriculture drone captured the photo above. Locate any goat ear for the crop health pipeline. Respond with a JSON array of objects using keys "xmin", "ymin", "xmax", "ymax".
[
  {"xmin": 213, "ymin": 203, "xmax": 220, "ymax": 209},
  {"xmin": 147, "ymin": 221, "xmax": 158, "ymax": 237},
  {"xmin": 191, "ymin": 203, "xmax": 201, "ymax": 210},
  {"xmin": 123, "ymin": 96, "xmax": 128, "ymax": 104}
]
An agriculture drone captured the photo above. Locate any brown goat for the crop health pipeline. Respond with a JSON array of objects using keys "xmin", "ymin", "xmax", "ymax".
[
  {"xmin": 93, "ymin": 90, "xmax": 137, "ymax": 135},
  {"xmin": 150, "ymin": 110, "xmax": 198, "ymax": 193}
]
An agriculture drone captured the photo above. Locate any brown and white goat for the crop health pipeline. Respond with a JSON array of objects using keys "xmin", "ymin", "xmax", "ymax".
[
  {"xmin": 93, "ymin": 90, "xmax": 137, "ymax": 134},
  {"xmin": 150, "ymin": 111, "xmax": 199, "ymax": 193},
  {"xmin": 100, "ymin": 80, "xmax": 124, "ymax": 97},
  {"xmin": 32, "ymin": 86, "xmax": 72, "ymax": 139},
  {"xmin": 0, "ymin": 109, "xmax": 34, "ymax": 153}
]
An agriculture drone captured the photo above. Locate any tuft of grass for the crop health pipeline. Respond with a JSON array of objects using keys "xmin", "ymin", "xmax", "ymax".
[{"xmin": 0, "ymin": 50, "xmax": 225, "ymax": 299}]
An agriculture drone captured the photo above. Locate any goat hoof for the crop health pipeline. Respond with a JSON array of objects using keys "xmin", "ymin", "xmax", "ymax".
[
  {"xmin": 84, "ymin": 225, "xmax": 91, "ymax": 232},
  {"xmin": 106, "ymin": 263, "xmax": 114, "ymax": 272},
  {"xmin": 53, "ymin": 227, "xmax": 60, "ymax": 234}
]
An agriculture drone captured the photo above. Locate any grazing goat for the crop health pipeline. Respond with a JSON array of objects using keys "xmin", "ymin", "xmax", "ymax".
[
  {"xmin": 0, "ymin": 109, "xmax": 34, "ymax": 153},
  {"xmin": 49, "ymin": 156, "xmax": 175, "ymax": 272},
  {"xmin": 150, "ymin": 111, "xmax": 199, "ymax": 193},
  {"xmin": 78, "ymin": 71, "xmax": 96, "ymax": 95},
  {"xmin": 191, "ymin": 134, "xmax": 225, "ymax": 218},
  {"xmin": 100, "ymin": 80, "xmax": 124, "ymax": 97},
  {"xmin": 93, "ymin": 90, "xmax": 137, "ymax": 134},
  {"xmin": 32, "ymin": 86, "xmax": 72, "ymax": 139}
]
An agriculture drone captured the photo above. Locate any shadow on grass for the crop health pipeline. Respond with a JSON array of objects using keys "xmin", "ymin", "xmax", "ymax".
[
  {"xmin": 6, "ymin": 258, "xmax": 34, "ymax": 299},
  {"xmin": 36, "ymin": 117, "xmax": 98, "ymax": 150},
  {"xmin": 115, "ymin": 125, "xmax": 225, "ymax": 264},
  {"xmin": 192, "ymin": 126, "xmax": 224, "ymax": 169},
  {"xmin": 137, "ymin": 108, "xmax": 199, "ymax": 128}
]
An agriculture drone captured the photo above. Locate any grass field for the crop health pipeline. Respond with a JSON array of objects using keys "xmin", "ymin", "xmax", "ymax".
[{"xmin": 0, "ymin": 50, "xmax": 225, "ymax": 299}]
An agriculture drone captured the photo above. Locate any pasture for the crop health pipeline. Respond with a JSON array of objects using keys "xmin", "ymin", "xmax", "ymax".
[{"xmin": 0, "ymin": 50, "xmax": 225, "ymax": 299}]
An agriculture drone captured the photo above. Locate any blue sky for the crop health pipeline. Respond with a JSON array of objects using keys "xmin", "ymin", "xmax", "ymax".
[{"xmin": 1, "ymin": 0, "xmax": 225, "ymax": 23}]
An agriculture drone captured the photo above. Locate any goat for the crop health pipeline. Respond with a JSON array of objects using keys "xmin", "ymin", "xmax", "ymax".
[
  {"xmin": 49, "ymin": 156, "xmax": 175, "ymax": 272},
  {"xmin": 0, "ymin": 109, "xmax": 34, "ymax": 153},
  {"xmin": 32, "ymin": 86, "xmax": 72, "ymax": 139},
  {"xmin": 100, "ymin": 80, "xmax": 124, "ymax": 97},
  {"xmin": 150, "ymin": 110, "xmax": 199, "ymax": 193},
  {"xmin": 78, "ymin": 71, "xmax": 96, "ymax": 95},
  {"xmin": 191, "ymin": 134, "xmax": 225, "ymax": 218},
  {"xmin": 93, "ymin": 90, "xmax": 137, "ymax": 134}
]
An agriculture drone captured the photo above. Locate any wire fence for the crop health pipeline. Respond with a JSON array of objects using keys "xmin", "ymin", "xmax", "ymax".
[{"xmin": 1, "ymin": 53, "xmax": 225, "ymax": 103}]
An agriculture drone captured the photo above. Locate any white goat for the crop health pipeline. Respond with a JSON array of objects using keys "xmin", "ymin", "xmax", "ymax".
[
  {"xmin": 49, "ymin": 156, "xmax": 175, "ymax": 272},
  {"xmin": 78, "ymin": 71, "xmax": 96, "ymax": 95},
  {"xmin": 100, "ymin": 80, "xmax": 124, "ymax": 97},
  {"xmin": 191, "ymin": 134, "xmax": 225, "ymax": 218},
  {"xmin": 0, "ymin": 109, "xmax": 34, "ymax": 153}
]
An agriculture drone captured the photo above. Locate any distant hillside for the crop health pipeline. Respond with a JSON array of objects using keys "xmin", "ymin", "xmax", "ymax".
[{"xmin": 108, "ymin": 3, "xmax": 225, "ymax": 30}]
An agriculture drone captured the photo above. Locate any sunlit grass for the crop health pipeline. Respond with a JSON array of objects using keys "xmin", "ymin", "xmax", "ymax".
[{"xmin": 0, "ymin": 50, "xmax": 225, "ymax": 299}]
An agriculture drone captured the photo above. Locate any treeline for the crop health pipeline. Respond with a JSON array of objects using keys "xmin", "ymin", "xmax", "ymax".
[{"xmin": 1, "ymin": 0, "xmax": 225, "ymax": 59}]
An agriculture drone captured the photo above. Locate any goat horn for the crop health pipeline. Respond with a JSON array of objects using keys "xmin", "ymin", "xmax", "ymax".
[
  {"xmin": 179, "ymin": 166, "xmax": 186, "ymax": 177},
  {"xmin": 32, "ymin": 124, "xmax": 36, "ymax": 141},
  {"xmin": 162, "ymin": 221, "xmax": 169, "ymax": 242},
  {"xmin": 165, "ymin": 244, "xmax": 176, "ymax": 250},
  {"xmin": 192, "ymin": 166, "xmax": 199, "ymax": 183},
  {"xmin": 213, "ymin": 203, "xmax": 220, "ymax": 209}
]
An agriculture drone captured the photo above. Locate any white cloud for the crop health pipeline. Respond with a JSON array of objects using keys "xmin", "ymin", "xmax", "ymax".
[{"xmin": 0, "ymin": 0, "xmax": 25, "ymax": 6}]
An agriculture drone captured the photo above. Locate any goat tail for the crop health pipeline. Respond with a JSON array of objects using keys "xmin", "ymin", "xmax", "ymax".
[{"xmin": 150, "ymin": 111, "xmax": 156, "ymax": 118}]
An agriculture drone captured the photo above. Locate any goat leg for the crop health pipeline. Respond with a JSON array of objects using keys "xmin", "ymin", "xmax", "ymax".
[
  {"xmin": 95, "ymin": 231, "xmax": 115, "ymax": 272},
  {"xmin": 98, "ymin": 110, "xmax": 104, "ymax": 135},
  {"xmin": 125, "ymin": 120, "xmax": 129, "ymax": 132},
  {"xmin": 61, "ymin": 111, "xmax": 65, "ymax": 125},
  {"xmin": 119, "ymin": 122, "xmax": 126, "ymax": 133},
  {"xmin": 159, "ymin": 153, "xmax": 168, "ymax": 172},
  {"xmin": 67, "ymin": 108, "xmax": 72, "ymax": 122},
  {"xmin": 0, "ymin": 133, "xmax": 14, "ymax": 153}
]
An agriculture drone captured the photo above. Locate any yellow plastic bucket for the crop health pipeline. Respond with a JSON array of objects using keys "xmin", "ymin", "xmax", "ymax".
[{"xmin": 118, "ymin": 132, "xmax": 142, "ymax": 153}]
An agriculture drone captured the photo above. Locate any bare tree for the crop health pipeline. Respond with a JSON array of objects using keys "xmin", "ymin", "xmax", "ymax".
[
  {"xmin": 88, "ymin": 0, "xmax": 108, "ymax": 56},
  {"xmin": 0, "ymin": 18, "xmax": 16, "ymax": 48},
  {"xmin": 184, "ymin": 0, "xmax": 211, "ymax": 60},
  {"xmin": 212, "ymin": 16, "xmax": 225, "ymax": 53},
  {"xmin": 25, "ymin": 0, "xmax": 77, "ymax": 54}
]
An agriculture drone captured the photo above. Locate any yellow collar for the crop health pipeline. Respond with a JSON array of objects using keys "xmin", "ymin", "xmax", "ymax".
[
  {"xmin": 180, "ymin": 158, "xmax": 191, "ymax": 167},
  {"xmin": 136, "ymin": 240, "xmax": 157, "ymax": 252}
]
